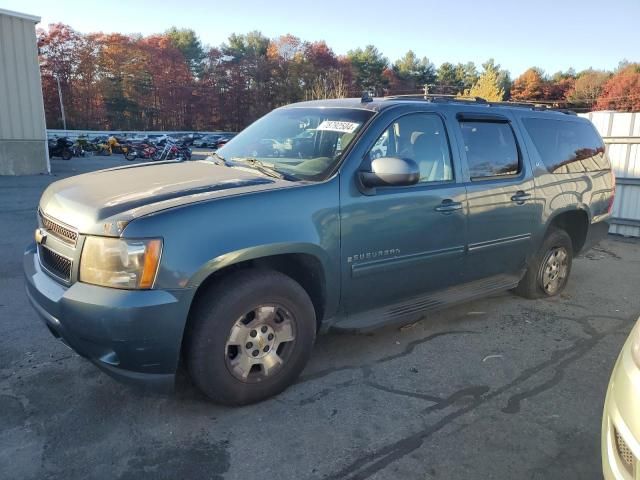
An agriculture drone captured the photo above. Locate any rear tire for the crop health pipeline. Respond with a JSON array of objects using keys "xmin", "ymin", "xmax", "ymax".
[
  {"xmin": 186, "ymin": 270, "xmax": 316, "ymax": 405},
  {"xmin": 514, "ymin": 228, "xmax": 573, "ymax": 299},
  {"xmin": 61, "ymin": 149, "xmax": 72, "ymax": 160},
  {"xmin": 125, "ymin": 151, "xmax": 137, "ymax": 161}
]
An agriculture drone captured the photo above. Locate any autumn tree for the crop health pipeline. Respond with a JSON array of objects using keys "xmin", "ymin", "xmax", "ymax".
[
  {"xmin": 35, "ymin": 22, "xmax": 639, "ymax": 132},
  {"xmin": 301, "ymin": 41, "xmax": 347, "ymax": 100},
  {"xmin": 37, "ymin": 23, "xmax": 82, "ymax": 128},
  {"xmin": 268, "ymin": 34, "xmax": 306, "ymax": 105},
  {"xmin": 595, "ymin": 64, "xmax": 640, "ymax": 111},
  {"xmin": 568, "ymin": 69, "xmax": 611, "ymax": 107},
  {"xmin": 510, "ymin": 68, "xmax": 546, "ymax": 101}
]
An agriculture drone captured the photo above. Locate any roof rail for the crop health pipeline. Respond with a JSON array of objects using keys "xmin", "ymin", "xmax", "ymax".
[{"xmin": 382, "ymin": 94, "xmax": 577, "ymax": 115}]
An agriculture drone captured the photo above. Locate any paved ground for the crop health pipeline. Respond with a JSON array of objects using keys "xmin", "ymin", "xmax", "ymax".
[{"xmin": 1, "ymin": 156, "xmax": 639, "ymax": 480}]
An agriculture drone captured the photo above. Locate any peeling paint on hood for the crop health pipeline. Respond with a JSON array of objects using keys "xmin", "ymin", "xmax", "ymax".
[{"xmin": 39, "ymin": 160, "xmax": 293, "ymax": 235}]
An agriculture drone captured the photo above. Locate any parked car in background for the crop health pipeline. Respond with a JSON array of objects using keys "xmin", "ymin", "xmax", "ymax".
[
  {"xmin": 129, "ymin": 135, "xmax": 150, "ymax": 144},
  {"xmin": 194, "ymin": 134, "xmax": 223, "ymax": 148},
  {"xmin": 149, "ymin": 134, "xmax": 176, "ymax": 146},
  {"xmin": 602, "ymin": 316, "xmax": 640, "ymax": 479},
  {"xmin": 25, "ymin": 96, "xmax": 614, "ymax": 406},
  {"xmin": 177, "ymin": 133, "xmax": 203, "ymax": 145},
  {"xmin": 214, "ymin": 134, "xmax": 235, "ymax": 149}
]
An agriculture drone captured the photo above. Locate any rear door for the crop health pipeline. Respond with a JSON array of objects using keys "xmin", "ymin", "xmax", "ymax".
[{"xmin": 453, "ymin": 112, "xmax": 537, "ymax": 281}]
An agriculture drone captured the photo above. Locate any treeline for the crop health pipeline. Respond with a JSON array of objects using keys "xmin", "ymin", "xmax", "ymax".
[{"xmin": 38, "ymin": 24, "xmax": 640, "ymax": 131}]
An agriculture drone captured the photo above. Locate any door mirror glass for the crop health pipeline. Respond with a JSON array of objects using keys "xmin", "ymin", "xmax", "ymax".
[{"xmin": 359, "ymin": 156, "xmax": 420, "ymax": 188}]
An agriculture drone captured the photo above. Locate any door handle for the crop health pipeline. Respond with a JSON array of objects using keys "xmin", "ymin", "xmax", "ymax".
[
  {"xmin": 435, "ymin": 200, "xmax": 463, "ymax": 214},
  {"xmin": 511, "ymin": 191, "xmax": 531, "ymax": 204}
]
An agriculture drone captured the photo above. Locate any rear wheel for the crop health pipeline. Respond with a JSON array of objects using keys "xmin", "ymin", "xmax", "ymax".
[
  {"xmin": 514, "ymin": 228, "xmax": 573, "ymax": 299},
  {"xmin": 61, "ymin": 149, "xmax": 72, "ymax": 160},
  {"xmin": 125, "ymin": 151, "xmax": 137, "ymax": 161},
  {"xmin": 187, "ymin": 270, "xmax": 316, "ymax": 405}
]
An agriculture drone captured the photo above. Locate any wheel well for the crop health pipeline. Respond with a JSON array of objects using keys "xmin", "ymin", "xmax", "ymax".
[
  {"xmin": 549, "ymin": 210, "xmax": 589, "ymax": 254},
  {"xmin": 189, "ymin": 253, "xmax": 327, "ymax": 329}
]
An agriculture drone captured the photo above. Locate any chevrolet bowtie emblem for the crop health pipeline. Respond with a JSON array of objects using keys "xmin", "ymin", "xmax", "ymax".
[{"xmin": 34, "ymin": 228, "xmax": 47, "ymax": 245}]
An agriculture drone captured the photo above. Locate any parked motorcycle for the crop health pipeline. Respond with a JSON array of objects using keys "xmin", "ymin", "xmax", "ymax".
[
  {"xmin": 125, "ymin": 143, "xmax": 157, "ymax": 161},
  {"xmin": 47, "ymin": 137, "xmax": 74, "ymax": 160},
  {"xmin": 152, "ymin": 141, "xmax": 191, "ymax": 161}
]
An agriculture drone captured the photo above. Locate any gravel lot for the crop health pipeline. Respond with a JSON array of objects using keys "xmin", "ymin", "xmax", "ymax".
[{"xmin": 1, "ymin": 156, "xmax": 639, "ymax": 480}]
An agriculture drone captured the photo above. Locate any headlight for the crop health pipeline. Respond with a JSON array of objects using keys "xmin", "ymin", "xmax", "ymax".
[
  {"xmin": 632, "ymin": 322, "xmax": 640, "ymax": 369},
  {"xmin": 80, "ymin": 236, "xmax": 162, "ymax": 289}
]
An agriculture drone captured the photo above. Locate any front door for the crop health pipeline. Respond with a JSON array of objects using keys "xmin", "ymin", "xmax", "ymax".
[{"xmin": 340, "ymin": 111, "xmax": 467, "ymax": 315}]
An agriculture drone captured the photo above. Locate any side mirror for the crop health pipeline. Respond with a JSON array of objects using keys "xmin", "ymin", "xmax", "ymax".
[{"xmin": 358, "ymin": 157, "xmax": 420, "ymax": 190}]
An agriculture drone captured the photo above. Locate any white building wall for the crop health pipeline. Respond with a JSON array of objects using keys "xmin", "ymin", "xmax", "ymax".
[
  {"xmin": 0, "ymin": 8, "xmax": 48, "ymax": 175},
  {"xmin": 580, "ymin": 111, "xmax": 640, "ymax": 237}
]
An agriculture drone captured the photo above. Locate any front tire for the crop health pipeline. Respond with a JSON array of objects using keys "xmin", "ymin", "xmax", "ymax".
[
  {"xmin": 514, "ymin": 228, "xmax": 573, "ymax": 299},
  {"xmin": 186, "ymin": 270, "xmax": 316, "ymax": 405}
]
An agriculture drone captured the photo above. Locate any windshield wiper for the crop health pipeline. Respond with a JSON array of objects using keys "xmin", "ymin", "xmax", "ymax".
[
  {"xmin": 209, "ymin": 151, "xmax": 228, "ymax": 166},
  {"xmin": 231, "ymin": 157, "xmax": 297, "ymax": 181}
]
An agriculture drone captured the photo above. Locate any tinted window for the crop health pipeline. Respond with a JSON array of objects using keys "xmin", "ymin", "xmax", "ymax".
[
  {"xmin": 367, "ymin": 113, "xmax": 453, "ymax": 184},
  {"xmin": 522, "ymin": 118, "xmax": 610, "ymax": 173},
  {"xmin": 459, "ymin": 122, "xmax": 520, "ymax": 179}
]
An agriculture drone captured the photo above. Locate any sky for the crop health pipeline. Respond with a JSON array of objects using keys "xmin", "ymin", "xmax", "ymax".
[{"xmin": 2, "ymin": 0, "xmax": 639, "ymax": 76}]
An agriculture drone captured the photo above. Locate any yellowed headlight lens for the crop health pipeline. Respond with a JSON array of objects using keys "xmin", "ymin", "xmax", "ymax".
[{"xmin": 80, "ymin": 236, "xmax": 162, "ymax": 289}]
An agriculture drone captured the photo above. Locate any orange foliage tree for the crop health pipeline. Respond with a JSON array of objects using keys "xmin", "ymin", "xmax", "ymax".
[{"xmin": 595, "ymin": 65, "xmax": 640, "ymax": 111}]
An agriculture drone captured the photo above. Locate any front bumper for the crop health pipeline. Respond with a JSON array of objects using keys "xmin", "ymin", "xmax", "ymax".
[
  {"xmin": 23, "ymin": 242, "xmax": 195, "ymax": 391},
  {"xmin": 602, "ymin": 322, "xmax": 640, "ymax": 479}
]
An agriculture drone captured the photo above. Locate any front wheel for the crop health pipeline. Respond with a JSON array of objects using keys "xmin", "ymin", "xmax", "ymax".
[
  {"xmin": 61, "ymin": 149, "xmax": 72, "ymax": 160},
  {"xmin": 186, "ymin": 270, "xmax": 316, "ymax": 405},
  {"xmin": 514, "ymin": 228, "xmax": 573, "ymax": 299},
  {"xmin": 125, "ymin": 151, "xmax": 137, "ymax": 161}
]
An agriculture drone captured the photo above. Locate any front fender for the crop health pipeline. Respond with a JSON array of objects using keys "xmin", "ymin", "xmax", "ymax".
[
  {"xmin": 122, "ymin": 178, "xmax": 342, "ymax": 319},
  {"xmin": 188, "ymin": 242, "xmax": 332, "ymax": 287}
]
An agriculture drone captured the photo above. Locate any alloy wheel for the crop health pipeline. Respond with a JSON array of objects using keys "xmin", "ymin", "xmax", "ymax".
[
  {"xmin": 540, "ymin": 246, "xmax": 569, "ymax": 295},
  {"xmin": 224, "ymin": 305, "xmax": 296, "ymax": 382}
]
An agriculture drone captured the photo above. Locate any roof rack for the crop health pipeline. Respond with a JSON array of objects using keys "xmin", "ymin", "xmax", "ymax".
[{"xmin": 382, "ymin": 94, "xmax": 577, "ymax": 115}]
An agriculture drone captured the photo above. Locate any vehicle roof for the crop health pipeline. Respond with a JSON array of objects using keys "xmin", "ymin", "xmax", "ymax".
[{"xmin": 283, "ymin": 96, "xmax": 585, "ymax": 121}]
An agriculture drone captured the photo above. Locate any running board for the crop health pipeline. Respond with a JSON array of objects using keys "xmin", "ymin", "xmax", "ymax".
[{"xmin": 332, "ymin": 274, "xmax": 520, "ymax": 332}]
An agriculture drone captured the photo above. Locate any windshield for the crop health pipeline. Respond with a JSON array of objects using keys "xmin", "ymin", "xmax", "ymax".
[{"xmin": 216, "ymin": 107, "xmax": 375, "ymax": 181}]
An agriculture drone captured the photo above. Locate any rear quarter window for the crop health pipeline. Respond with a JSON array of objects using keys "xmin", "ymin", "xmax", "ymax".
[{"xmin": 522, "ymin": 118, "xmax": 610, "ymax": 173}]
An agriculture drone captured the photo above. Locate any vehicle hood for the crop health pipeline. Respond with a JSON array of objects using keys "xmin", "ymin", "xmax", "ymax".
[{"xmin": 39, "ymin": 160, "xmax": 291, "ymax": 235}]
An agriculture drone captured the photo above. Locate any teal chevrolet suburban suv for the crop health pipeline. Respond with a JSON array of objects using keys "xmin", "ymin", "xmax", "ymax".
[{"xmin": 24, "ymin": 96, "xmax": 614, "ymax": 405}]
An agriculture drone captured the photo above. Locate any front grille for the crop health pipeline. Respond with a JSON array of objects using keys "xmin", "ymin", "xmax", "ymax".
[
  {"xmin": 615, "ymin": 428, "xmax": 636, "ymax": 475},
  {"xmin": 39, "ymin": 211, "xmax": 78, "ymax": 245},
  {"xmin": 39, "ymin": 245, "xmax": 72, "ymax": 281}
]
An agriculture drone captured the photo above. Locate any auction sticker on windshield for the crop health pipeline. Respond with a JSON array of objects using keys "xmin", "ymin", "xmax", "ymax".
[{"xmin": 316, "ymin": 121, "xmax": 360, "ymax": 133}]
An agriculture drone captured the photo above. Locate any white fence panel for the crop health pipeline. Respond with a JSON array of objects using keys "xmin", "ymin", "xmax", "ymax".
[{"xmin": 580, "ymin": 111, "xmax": 640, "ymax": 238}]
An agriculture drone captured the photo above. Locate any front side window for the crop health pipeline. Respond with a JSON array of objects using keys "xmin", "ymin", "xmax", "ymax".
[
  {"xmin": 459, "ymin": 121, "xmax": 520, "ymax": 179},
  {"xmin": 366, "ymin": 113, "xmax": 454, "ymax": 184},
  {"xmin": 217, "ymin": 107, "xmax": 374, "ymax": 181},
  {"xmin": 522, "ymin": 118, "xmax": 610, "ymax": 173}
]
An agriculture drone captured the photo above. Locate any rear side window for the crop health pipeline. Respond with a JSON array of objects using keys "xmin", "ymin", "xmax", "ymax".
[
  {"xmin": 522, "ymin": 118, "xmax": 610, "ymax": 173},
  {"xmin": 459, "ymin": 122, "xmax": 520, "ymax": 179}
]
